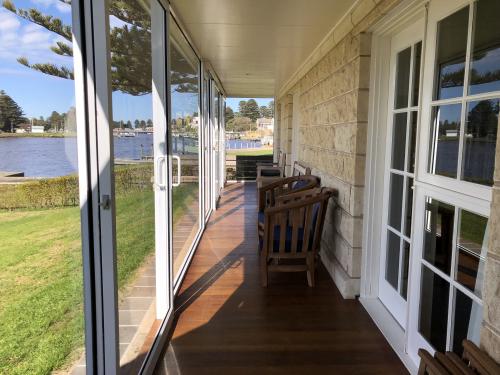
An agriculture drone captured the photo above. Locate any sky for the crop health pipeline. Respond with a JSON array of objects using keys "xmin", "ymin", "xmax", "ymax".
[
  {"xmin": 0, "ymin": 1, "xmax": 273, "ymax": 122},
  {"xmin": 226, "ymin": 97, "xmax": 274, "ymax": 112}
]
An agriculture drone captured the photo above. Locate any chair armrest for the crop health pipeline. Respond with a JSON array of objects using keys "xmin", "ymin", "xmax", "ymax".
[{"xmin": 256, "ymin": 165, "xmax": 284, "ymax": 179}]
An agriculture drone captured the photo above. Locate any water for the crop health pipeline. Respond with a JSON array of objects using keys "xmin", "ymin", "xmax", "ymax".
[{"xmin": 0, "ymin": 135, "xmax": 260, "ymax": 178}]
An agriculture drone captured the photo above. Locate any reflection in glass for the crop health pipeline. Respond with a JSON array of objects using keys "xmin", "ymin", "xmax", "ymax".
[
  {"xmin": 170, "ymin": 16, "xmax": 201, "ymax": 280},
  {"xmin": 469, "ymin": 0, "xmax": 500, "ymax": 95},
  {"xmin": 428, "ymin": 104, "xmax": 461, "ymax": 178},
  {"xmin": 452, "ymin": 289, "xmax": 482, "ymax": 355},
  {"xmin": 391, "ymin": 113, "xmax": 408, "ymax": 171},
  {"xmin": 463, "ymin": 99, "xmax": 499, "ymax": 186},
  {"xmin": 408, "ymin": 111, "xmax": 417, "ymax": 173},
  {"xmin": 423, "ymin": 198, "xmax": 454, "ymax": 275},
  {"xmin": 404, "ymin": 177, "xmax": 414, "ymax": 238},
  {"xmin": 456, "ymin": 210, "xmax": 488, "ymax": 298},
  {"xmin": 419, "ymin": 266, "xmax": 449, "ymax": 352},
  {"xmin": 412, "ymin": 42, "xmax": 422, "ymax": 107},
  {"xmin": 108, "ymin": 0, "xmax": 159, "ymax": 368},
  {"xmin": 434, "ymin": 6, "xmax": 469, "ymax": 100},
  {"xmin": 386, "ymin": 230, "xmax": 401, "ymax": 291},
  {"xmin": 389, "ymin": 173, "xmax": 404, "ymax": 231},
  {"xmin": 401, "ymin": 241, "xmax": 410, "ymax": 299},
  {"xmin": 395, "ymin": 47, "xmax": 412, "ymax": 109}
]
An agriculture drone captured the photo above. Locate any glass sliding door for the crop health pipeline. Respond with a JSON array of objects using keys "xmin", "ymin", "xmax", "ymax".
[
  {"xmin": 0, "ymin": 1, "xmax": 85, "ymax": 373},
  {"xmin": 106, "ymin": 0, "xmax": 171, "ymax": 371},
  {"xmin": 169, "ymin": 16, "xmax": 202, "ymax": 282},
  {"xmin": 203, "ymin": 75, "xmax": 212, "ymax": 220}
]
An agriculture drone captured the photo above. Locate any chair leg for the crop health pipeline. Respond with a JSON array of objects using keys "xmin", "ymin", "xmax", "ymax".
[{"xmin": 306, "ymin": 254, "xmax": 315, "ymax": 287}]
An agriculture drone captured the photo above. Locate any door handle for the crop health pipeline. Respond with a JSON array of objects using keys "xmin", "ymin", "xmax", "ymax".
[
  {"xmin": 156, "ymin": 156, "xmax": 167, "ymax": 190},
  {"xmin": 172, "ymin": 155, "xmax": 181, "ymax": 187}
]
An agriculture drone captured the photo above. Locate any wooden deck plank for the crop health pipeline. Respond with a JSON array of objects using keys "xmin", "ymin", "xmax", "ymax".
[{"xmin": 155, "ymin": 182, "xmax": 408, "ymax": 374}]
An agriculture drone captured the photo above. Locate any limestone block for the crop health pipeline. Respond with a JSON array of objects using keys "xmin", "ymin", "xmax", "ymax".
[
  {"xmin": 350, "ymin": 185, "xmax": 365, "ymax": 217},
  {"xmin": 489, "ymin": 187, "xmax": 500, "ymax": 257},
  {"xmin": 483, "ymin": 257, "xmax": 500, "ymax": 328},
  {"xmin": 480, "ymin": 323, "xmax": 500, "ymax": 364}
]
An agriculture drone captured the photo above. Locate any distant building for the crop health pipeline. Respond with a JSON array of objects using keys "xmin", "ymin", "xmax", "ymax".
[
  {"xmin": 31, "ymin": 125, "xmax": 45, "ymax": 133},
  {"xmin": 190, "ymin": 116, "xmax": 200, "ymax": 128},
  {"xmin": 256, "ymin": 118, "xmax": 274, "ymax": 130}
]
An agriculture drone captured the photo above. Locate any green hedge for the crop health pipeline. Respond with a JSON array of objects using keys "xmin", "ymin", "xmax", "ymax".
[{"xmin": 0, "ymin": 164, "xmax": 154, "ymax": 210}]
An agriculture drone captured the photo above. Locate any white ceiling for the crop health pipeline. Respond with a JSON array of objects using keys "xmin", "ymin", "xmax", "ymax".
[{"xmin": 171, "ymin": 0, "xmax": 356, "ymax": 98}]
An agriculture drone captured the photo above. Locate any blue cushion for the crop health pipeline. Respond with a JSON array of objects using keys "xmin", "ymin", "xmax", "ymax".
[
  {"xmin": 291, "ymin": 179, "xmax": 309, "ymax": 190},
  {"xmin": 261, "ymin": 168, "xmax": 281, "ymax": 177},
  {"xmin": 258, "ymin": 210, "xmax": 265, "ymax": 224}
]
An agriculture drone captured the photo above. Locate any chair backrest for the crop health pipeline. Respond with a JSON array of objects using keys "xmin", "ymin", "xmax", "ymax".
[
  {"xmin": 262, "ymin": 187, "xmax": 336, "ymax": 258},
  {"xmin": 462, "ymin": 340, "xmax": 500, "ymax": 375},
  {"xmin": 278, "ymin": 150, "xmax": 286, "ymax": 168},
  {"xmin": 292, "ymin": 161, "xmax": 311, "ymax": 176},
  {"xmin": 258, "ymin": 174, "xmax": 320, "ymax": 211}
]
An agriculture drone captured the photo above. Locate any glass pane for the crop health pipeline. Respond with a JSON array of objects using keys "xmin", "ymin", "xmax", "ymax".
[
  {"xmin": 412, "ymin": 42, "xmax": 423, "ymax": 107},
  {"xmin": 391, "ymin": 113, "xmax": 408, "ymax": 171},
  {"xmin": 452, "ymin": 289, "xmax": 482, "ymax": 355},
  {"xmin": 423, "ymin": 198, "xmax": 455, "ymax": 275},
  {"xmin": 456, "ymin": 210, "xmax": 488, "ymax": 298},
  {"xmin": 203, "ymin": 78, "xmax": 211, "ymax": 217},
  {"xmin": 408, "ymin": 112, "xmax": 417, "ymax": 173},
  {"xmin": 170, "ymin": 16, "xmax": 201, "ymax": 280},
  {"xmin": 389, "ymin": 173, "xmax": 404, "ymax": 231},
  {"xmin": 108, "ymin": 0, "xmax": 162, "ymax": 368},
  {"xmin": 0, "ymin": 2, "xmax": 84, "ymax": 372},
  {"xmin": 428, "ymin": 104, "xmax": 461, "ymax": 178},
  {"xmin": 395, "ymin": 47, "xmax": 412, "ymax": 109},
  {"xmin": 434, "ymin": 6, "xmax": 469, "ymax": 100},
  {"xmin": 401, "ymin": 241, "xmax": 410, "ymax": 299},
  {"xmin": 404, "ymin": 177, "xmax": 414, "ymax": 238},
  {"xmin": 463, "ymin": 99, "xmax": 499, "ymax": 186},
  {"xmin": 419, "ymin": 266, "xmax": 450, "ymax": 352},
  {"xmin": 469, "ymin": 0, "xmax": 500, "ymax": 95},
  {"xmin": 386, "ymin": 230, "xmax": 401, "ymax": 291}
]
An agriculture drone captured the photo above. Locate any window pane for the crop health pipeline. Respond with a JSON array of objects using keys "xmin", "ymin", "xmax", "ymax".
[
  {"xmin": 386, "ymin": 230, "xmax": 401, "ymax": 291},
  {"xmin": 0, "ymin": 2, "xmax": 85, "ymax": 373},
  {"xmin": 408, "ymin": 111, "xmax": 417, "ymax": 173},
  {"xmin": 434, "ymin": 6, "xmax": 469, "ymax": 100},
  {"xmin": 405, "ymin": 177, "xmax": 414, "ymax": 238},
  {"xmin": 391, "ymin": 113, "xmax": 408, "ymax": 171},
  {"xmin": 170, "ymin": 17, "xmax": 201, "ymax": 280},
  {"xmin": 463, "ymin": 99, "xmax": 499, "ymax": 186},
  {"xmin": 395, "ymin": 47, "xmax": 412, "ymax": 109},
  {"xmin": 469, "ymin": 0, "xmax": 500, "ymax": 95},
  {"xmin": 389, "ymin": 173, "xmax": 404, "ymax": 231},
  {"xmin": 456, "ymin": 210, "xmax": 488, "ymax": 298},
  {"xmin": 419, "ymin": 266, "xmax": 449, "ymax": 352},
  {"xmin": 412, "ymin": 42, "xmax": 423, "ymax": 106},
  {"xmin": 423, "ymin": 198, "xmax": 454, "ymax": 275},
  {"xmin": 452, "ymin": 289, "xmax": 482, "ymax": 355},
  {"xmin": 428, "ymin": 104, "xmax": 461, "ymax": 178},
  {"xmin": 401, "ymin": 241, "xmax": 410, "ymax": 299}
]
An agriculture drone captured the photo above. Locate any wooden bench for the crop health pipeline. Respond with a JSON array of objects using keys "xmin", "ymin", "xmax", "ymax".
[{"xmin": 418, "ymin": 340, "xmax": 500, "ymax": 375}]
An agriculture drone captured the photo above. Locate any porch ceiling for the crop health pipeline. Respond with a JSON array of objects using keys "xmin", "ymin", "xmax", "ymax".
[{"xmin": 170, "ymin": 0, "xmax": 356, "ymax": 97}]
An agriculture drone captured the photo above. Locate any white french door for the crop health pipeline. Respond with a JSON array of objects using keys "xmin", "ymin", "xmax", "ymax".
[
  {"xmin": 379, "ymin": 19, "xmax": 424, "ymax": 327},
  {"xmin": 407, "ymin": 0, "xmax": 499, "ymax": 364}
]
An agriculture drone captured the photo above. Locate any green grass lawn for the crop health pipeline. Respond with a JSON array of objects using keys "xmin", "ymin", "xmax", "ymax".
[
  {"xmin": 0, "ymin": 184, "xmax": 198, "ymax": 374},
  {"xmin": 226, "ymin": 148, "xmax": 273, "ymax": 156}
]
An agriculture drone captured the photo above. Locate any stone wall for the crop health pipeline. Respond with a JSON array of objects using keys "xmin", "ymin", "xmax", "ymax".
[
  {"xmin": 481, "ymin": 131, "xmax": 500, "ymax": 362},
  {"xmin": 276, "ymin": 0, "xmax": 401, "ymax": 298}
]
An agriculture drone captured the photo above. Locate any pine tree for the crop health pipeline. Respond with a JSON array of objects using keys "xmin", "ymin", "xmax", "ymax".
[
  {"xmin": 225, "ymin": 106, "xmax": 234, "ymax": 122},
  {"xmin": 0, "ymin": 90, "xmax": 26, "ymax": 132},
  {"xmin": 2, "ymin": 0, "xmax": 197, "ymax": 96},
  {"xmin": 242, "ymin": 99, "xmax": 260, "ymax": 121},
  {"xmin": 268, "ymin": 100, "xmax": 274, "ymax": 118}
]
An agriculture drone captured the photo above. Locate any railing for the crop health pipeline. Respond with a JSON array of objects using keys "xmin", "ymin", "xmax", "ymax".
[{"xmin": 226, "ymin": 154, "xmax": 273, "ymax": 181}]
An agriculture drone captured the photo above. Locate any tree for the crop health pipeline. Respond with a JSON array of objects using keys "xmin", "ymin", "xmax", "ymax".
[
  {"xmin": 226, "ymin": 116, "xmax": 256, "ymax": 133},
  {"xmin": 134, "ymin": 119, "xmax": 140, "ymax": 129},
  {"xmin": 238, "ymin": 100, "xmax": 247, "ymax": 115},
  {"xmin": 259, "ymin": 105, "xmax": 273, "ymax": 118},
  {"xmin": 0, "ymin": 90, "xmax": 26, "ymax": 132},
  {"xmin": 2, "ymin": 0, "xmax": 198, "ymax": 97},
  {"xmin": 126, "ymin": 120, "xmax": 132, "ymax": 128},
  {"xmin": 241, "ymin": 99, "xmax": 260, "ymax": 121},
  {"xmin": 225, "ymin": 106, "xmax": 234, "ymax": 122},
  {"xmin": 48, "ymin": 110, "xmax": 64, "ymax": 131},
  {"xmin": 268, "ymin": 100, "xmax": 274, "ymax": 118}
]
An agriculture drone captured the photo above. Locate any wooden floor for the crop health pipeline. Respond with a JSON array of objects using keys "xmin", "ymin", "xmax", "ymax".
[{"xmin": 154, "ymin": 182, "xmax": 408, "ymax": 374}]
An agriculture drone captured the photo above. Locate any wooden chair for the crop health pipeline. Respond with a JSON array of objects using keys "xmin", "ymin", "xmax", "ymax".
[
  {"xmin": 291, "ymin": 161, "xmax": 311, "ymax": 176},
  {"xmin": 417, "ymin": 340, "xmax": 500, "ymax": 375},
  {"xmin": 257, "ymin": 174, "xmax": 320, "ymax": 212},
  {"xmin": 258, "ymin": 187, "xmax": 335, "ymax": 287},
  {"xmin": 256, "ymin": 150, "xmax": 286, "ymax": 184}
]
